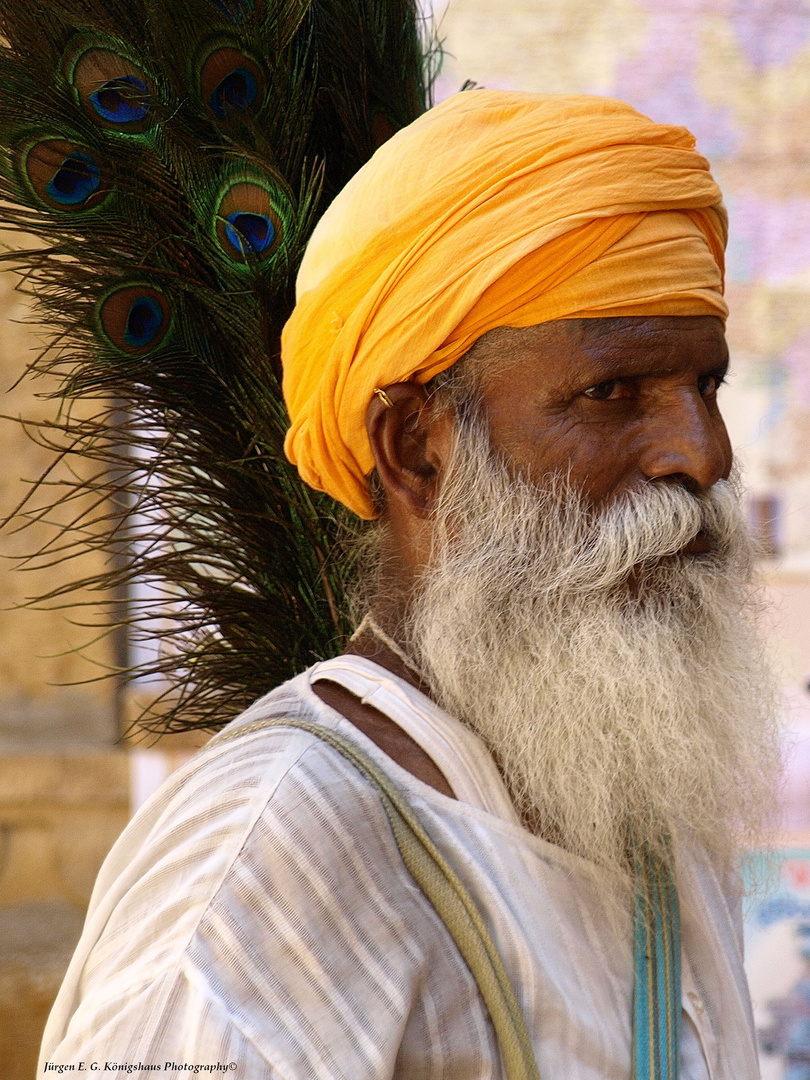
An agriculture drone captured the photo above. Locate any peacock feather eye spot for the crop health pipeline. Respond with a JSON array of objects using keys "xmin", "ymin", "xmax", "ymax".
[
  {"xmin": 46, "ymin": 151, "xmax": 102, "ymax": 206},
  {"xmin": 70, "ymin": 48, "xmax": 155, "ymax": 133},
  {"xmin": 90, "ymin": 75, "xmax": 150, "ymax": 125},
  {"xmin": 21, "ymin": 140, "xmax": 108, "ymax": 210},
  {"xmin": 200, "ymin": 48, "xmax": 263, "ymax": 120},
  {"xmin": 225, "ymin": 212, "xmax": 274, "ymax": 255},
  {"xmin": 214, "ymin": 180, "xmax": 283, "ymax": 265},
  {"xmin": 99, "ymin": 286, "xmax": 171, "ymax": 354},
  {"xmin": 125, "ymin": 296, "xmax": 164, "ymax": 348},
  {"xmin": 210, "ymin": 68, "xmax": 257, "ymax": 118}
]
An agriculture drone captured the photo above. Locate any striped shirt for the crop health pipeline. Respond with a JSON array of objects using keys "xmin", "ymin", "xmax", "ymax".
[{"xmin": 39, "ymin": 656, "xmax": 760, "ymax": 1078}]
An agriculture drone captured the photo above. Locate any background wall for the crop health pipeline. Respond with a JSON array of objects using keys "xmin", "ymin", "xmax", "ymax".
[{"xmin": 0, "ymin": 241, "xmax": 129, "ymax": 1078}]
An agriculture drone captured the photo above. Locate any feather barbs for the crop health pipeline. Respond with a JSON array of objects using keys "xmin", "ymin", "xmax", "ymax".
[
  {"xmin": 0, "ymin": 0, "xmax": 435, "ymax": 733},
  {"xmin": 98, "ymin": 285, "xmax": 172, "ymax": 354},
  {"xmin": 207, "ymin": 0, "xmax": 262, "ymax": 25}
]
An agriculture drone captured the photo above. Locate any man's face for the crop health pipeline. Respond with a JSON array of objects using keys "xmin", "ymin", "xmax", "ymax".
[
  {"xmin": 396, "ymin": 336, "xmax": 779, "ymax": 887},
  {"xmin": 474, "ymin": 315, "xmax": 732, "ymax": 516},
  {"xmin": 363, "ymin": 314, "xmax": 778, "ymax": 885}
]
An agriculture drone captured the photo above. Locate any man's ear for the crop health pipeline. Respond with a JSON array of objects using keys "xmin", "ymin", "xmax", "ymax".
[{"xmin": 366, "ymin": 382, "xmax": 455, "ymax": 517}]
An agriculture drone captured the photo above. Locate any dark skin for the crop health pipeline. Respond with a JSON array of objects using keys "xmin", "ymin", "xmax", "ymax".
[{"xmin": 313, "ymin": 315, "xmax": 733, "ymax": 802}]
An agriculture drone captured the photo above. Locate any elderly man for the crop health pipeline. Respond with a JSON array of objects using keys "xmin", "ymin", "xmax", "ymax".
[{"xmin": 40, "ymin": 92, "xmax": 780, "ymax": 1079}]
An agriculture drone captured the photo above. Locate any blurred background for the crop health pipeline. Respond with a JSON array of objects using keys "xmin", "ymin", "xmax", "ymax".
[{"xmin": 2, "ymin": 0, "xmax": 810, "ymax": 1075}]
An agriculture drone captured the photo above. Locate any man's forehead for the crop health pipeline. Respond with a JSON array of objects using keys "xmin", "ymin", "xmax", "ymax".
[{"xmin": 477, "ymin": 315, "xmax": 729, "ymax": 385}]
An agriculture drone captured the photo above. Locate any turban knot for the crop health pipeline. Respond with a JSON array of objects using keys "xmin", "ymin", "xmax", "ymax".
[{"xmin": 281, "ymin": 90, "xmax": 728, "ymax": 518}]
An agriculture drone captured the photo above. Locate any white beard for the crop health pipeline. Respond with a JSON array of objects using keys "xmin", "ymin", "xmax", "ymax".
[{"xmin": 400, "ymin": 421, "xmax": 782, "ymax": 897}]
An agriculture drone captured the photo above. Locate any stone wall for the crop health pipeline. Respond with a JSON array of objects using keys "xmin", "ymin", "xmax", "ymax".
[
  {"xmin": 0, "ymin": 754, "xmax": 129, "ymax": 1079},
  {"xmin": 0, "ymin": 246, "xmax": 120, "ymax": 750},
  {"xmin": 0, "ymin": 242, "xmax": 124, "ymax": 1076}
]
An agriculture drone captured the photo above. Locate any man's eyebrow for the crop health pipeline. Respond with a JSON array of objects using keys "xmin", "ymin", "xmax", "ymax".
[
  {"xmin": 578, "ymin": 347, "xmax": 734, "ymax": 382},
  {"xmin": 555, "ymin": 350, "xmax": 729, "ymax": 392}
]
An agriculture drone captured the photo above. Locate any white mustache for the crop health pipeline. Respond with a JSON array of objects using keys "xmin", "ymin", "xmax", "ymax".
[
  {"xmin": 554, "ymin": 477, "xmax": 746, "ymax": 593},
  {"xmin": 440, "ymin": 464, "xmax": 748, "ymax": 599}
]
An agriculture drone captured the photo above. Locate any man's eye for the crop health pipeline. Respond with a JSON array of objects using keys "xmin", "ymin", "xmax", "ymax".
[
  {"xmin": 698, "ymin": 372, "xmax": 726, "ymax": 397},
  {"xmin": 583, "ymin": 379, "xmax": 620, "ymax": 400}
]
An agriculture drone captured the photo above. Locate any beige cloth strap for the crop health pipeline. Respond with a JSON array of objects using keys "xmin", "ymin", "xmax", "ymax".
[{"xmin": 208, "ymin": 717, "xmax": 542, "ymax": 1080}]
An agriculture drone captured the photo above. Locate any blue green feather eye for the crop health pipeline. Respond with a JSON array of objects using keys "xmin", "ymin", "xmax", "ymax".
[
  {"xmin": 225, "ymin": 212, "xmax": 275, "ymax": 254},
  {"xmin": 215, "ymin": 179, "xmax": 284, "ymax": 264},
  {"xmin": 68, "ymin": 47, "xmax": 155, "ymax": 134},
  {"xmin": 211, "ymin": 68, "xmax": 257, "ymax": 117},
  {"xmin": 19, "ymin": 139, "xmax": 108, "ymax": 211},
  {"xmin": 99, "ymin": 286, "xmax": 171, "ymax": 353},
  {"xmin": 200, "ymin": 48, "xmax": 264, "ymax": 119},
  {"xmin": 90, "ymin": 74, "xmax": 150, "ymax": 125},
  {"xmin": 47, "ymin": 151, "xmax": 101, "ymax": 204},
  {"xmin": 124, "ymin": 296, "xmax": 164, "ymax": 348}
]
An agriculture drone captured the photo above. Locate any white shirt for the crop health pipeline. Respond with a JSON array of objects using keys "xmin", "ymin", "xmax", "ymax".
[{"xmin": 39, "ymin": 657, "xmax": 759, "ymax": 1078}]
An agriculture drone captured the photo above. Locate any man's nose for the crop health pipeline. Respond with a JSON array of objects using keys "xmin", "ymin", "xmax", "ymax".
[{"xmin": 638, "ymin": 391, "xmax": 731, "ymax": 491}]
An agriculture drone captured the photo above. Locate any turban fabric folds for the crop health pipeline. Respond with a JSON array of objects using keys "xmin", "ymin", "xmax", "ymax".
[{"xmin": 281, "ymin": 91, "xmax": 728, "ymax": 518}]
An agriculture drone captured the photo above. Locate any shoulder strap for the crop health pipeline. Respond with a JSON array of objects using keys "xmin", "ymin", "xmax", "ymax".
[{"xmin": 208, "ymin": 717, "xmax": 542, "ymax": 1080}]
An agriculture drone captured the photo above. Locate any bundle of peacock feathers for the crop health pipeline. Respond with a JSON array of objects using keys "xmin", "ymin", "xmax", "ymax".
[{"xmin": 0, "ymin": 0, "xmax": 436, "ymax": 733}]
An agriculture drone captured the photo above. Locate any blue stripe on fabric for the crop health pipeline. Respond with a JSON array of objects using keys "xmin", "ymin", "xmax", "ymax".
[{"xmin": 632, "ymin": 842, "xmax": 681, "ymax": 1080}]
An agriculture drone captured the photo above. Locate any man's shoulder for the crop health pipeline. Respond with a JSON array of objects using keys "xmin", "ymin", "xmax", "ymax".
[
  {"xmin": 125, "ymin": 669, "xmax": 393, "ymax": 859},
  {"xmin": 44, "ymin": 674, "xmax": 468, "ymax": 1070},
  {"xmin": 79, "ymin": 670, "xmax": 415, "ymax": 976}
]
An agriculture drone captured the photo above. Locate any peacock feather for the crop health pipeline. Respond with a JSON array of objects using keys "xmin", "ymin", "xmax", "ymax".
[{"xmin": 0, "ymin": 0, "xmax": 438, "ymax": 733}]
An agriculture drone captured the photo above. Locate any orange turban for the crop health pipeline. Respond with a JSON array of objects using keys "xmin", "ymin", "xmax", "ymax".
[{"xmin": 281, "ymin": 90, "xmax": 728, "ymax": 519}]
